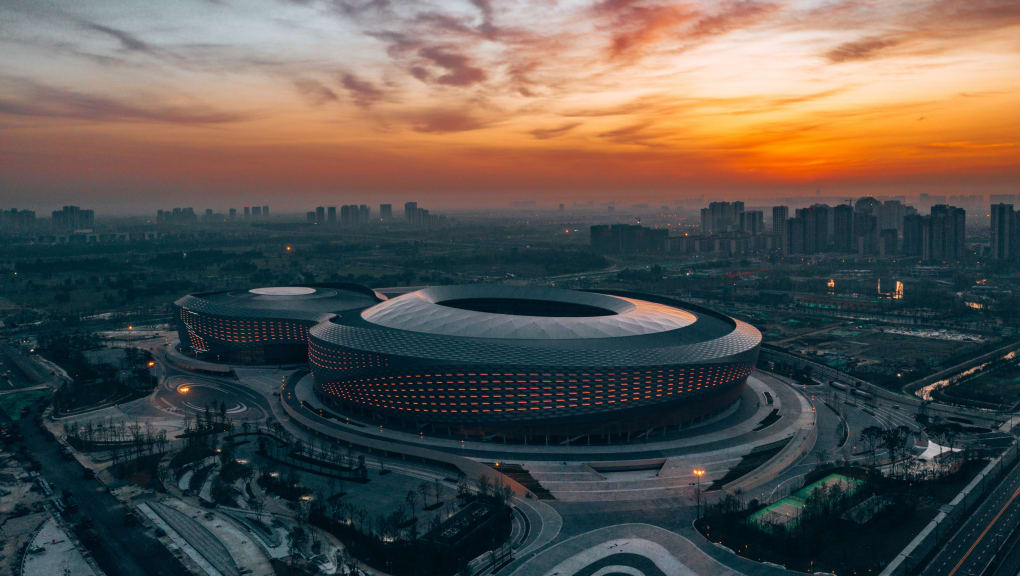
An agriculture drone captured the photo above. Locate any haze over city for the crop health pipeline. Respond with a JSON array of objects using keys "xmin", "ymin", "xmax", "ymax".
[
  {"xmin": 2, "ymin": 3, "xmax": 1020, "ymax": 576},
  {"xmin": 3, "ymin": 0, "xmax": 1020, "ymax": 212}
]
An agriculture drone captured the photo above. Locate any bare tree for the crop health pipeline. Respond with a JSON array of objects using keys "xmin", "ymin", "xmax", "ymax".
[
  {"xmin": 405, "ymin": 490, "xmax": 418, "ymax": 519},
  {"xmin": 418, "ymin": 481, "xmax": 430, "ymax": 509}
]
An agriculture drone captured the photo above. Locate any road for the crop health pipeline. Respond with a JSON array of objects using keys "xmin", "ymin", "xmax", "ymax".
[
  {"xmin": 920, "ymin": 454, "xmax": 1020, "ymax": 576},
  {"xmin": 18, "ymin": 404, "xmax": 190, "ymax": 576}
]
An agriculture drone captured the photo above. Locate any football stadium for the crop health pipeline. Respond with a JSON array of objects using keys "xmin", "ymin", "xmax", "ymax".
[
  {"xmin": 308, "ymin": 285, "xmax": 761, "ymax": 439},
  {"xmin": 173, "ymin": 284, "xmax": 384, "ymax": 364},
  {"xmin": 175, "ymin": 284, "xmax": 760, "ymax": 439}
]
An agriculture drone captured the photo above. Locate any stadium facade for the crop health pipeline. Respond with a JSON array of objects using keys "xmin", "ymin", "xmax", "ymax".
[
  {"xmin": 308, "ymin": 285, "xmax": 761, "ymax": 439},
  {"xmin": 175, "ymin": 284, "xmax": 760, "ymax": 439},
  {"xmin": 173, "ymin": 284, "xmax": 383, "ymax": 365}
]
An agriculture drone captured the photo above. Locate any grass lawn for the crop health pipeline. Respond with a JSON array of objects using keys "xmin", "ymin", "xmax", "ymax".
[{"xmin": 0, "ymin": 388, "xmax": 49, "ymax": 421}]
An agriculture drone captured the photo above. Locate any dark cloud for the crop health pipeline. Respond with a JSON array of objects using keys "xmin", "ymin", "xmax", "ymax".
[
  {"xmin": 409, "ymin": 109, "xmax": 490, "ymax": 133},
  {"xmin": 815, "ymin": 0, "xmax": 1020, "ymax": 63},
  {"xmin": 417, "ymin": 46, "xmax": 486, "ymax": 86},
  {"xmin": 0, "ymin": 82, "xmax": 250, "ymax": 124},
  {"xmin": 688, "ymin": 1, "xmax": 779, "ymax": 40},
  {"xmin": 409, "ymin": 66, "xmax": 430, "ymax": 81},
  {"xmin": 329, "ymin": 0, "xmax": 393, "ymax": 18},
  {"xmin": 469, "ymin": 0, "xmax": 499, "ymax": 39},
  {"xmin": 591, "ymin": 0, "xmax": 777, "ymax": 60},
  {"xmin": 339, "ymin": 73, "xmax": 383, "ymax": 108},
  {"xmin": 292, "ymin": 78, "xmax": 339, "ymax": 105},
  {"xmin": 530, "ymin": 122, "xmax": 580, "ymax": 140},
  {"xmin": 826, "ymin": 36, "xmax": 902, "ymax": 63},
  {"xmin": 598, "ymin": 122, "xmax": 664, "ymax": 147},
  {"xmin": 593, "ymin": 0, "xmax": 696, "ymax": 59},
  {"xmin": 81, "ymin": 22, "xmax": 156, "ymax": 54}
]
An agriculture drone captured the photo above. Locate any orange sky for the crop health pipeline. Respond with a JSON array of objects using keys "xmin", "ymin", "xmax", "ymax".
[{"xmin": 1, "ymin": 0, "xmax": 1019, "ymax": 212}]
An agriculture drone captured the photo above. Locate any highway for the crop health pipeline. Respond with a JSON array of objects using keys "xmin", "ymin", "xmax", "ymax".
[{"xmin": 920, "ymin": 454, "xmax": 1020, "ymax": 576}]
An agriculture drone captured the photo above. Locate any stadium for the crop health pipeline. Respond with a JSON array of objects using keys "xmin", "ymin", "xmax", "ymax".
[
  {"xmin": 307, "ymin": 285, "xmax": 761, "ymax": 440},
  {"xmin": 173, "ymin": 284, "xmax": 384, "ymax": 365}
]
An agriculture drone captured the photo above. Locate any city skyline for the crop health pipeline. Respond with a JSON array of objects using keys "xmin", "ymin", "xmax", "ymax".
[{"xmin": 3, "ymin": 0, "xmax": 1020, "ymax": 211}]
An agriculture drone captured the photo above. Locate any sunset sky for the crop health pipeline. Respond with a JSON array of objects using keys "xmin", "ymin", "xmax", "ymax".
[{"xmin": 2, "ymin": 0, "xmax": 1019, "ymax": 212}]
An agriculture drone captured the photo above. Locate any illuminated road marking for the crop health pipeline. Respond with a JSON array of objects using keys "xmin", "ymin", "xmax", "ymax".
[{"xmin": 948, "ymin": 480, "xmax": 1020, "ymax": 576}]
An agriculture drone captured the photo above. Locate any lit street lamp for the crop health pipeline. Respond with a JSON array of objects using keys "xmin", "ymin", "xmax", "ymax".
[{"xmin": 693, "ymin": 468, "xmax": 706, "ymax": 519}]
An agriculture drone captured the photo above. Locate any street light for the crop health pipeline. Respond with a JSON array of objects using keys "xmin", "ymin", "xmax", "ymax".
[{"xmin": 693, "ymin": 468, "xmax": 706, "ymax": 519}]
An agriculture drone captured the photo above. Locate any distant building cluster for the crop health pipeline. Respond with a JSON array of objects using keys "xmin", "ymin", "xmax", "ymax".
[
  {"xmin": 156, "ymin": 204, "xmax": 269, "ymax": 225},
  {"xmin": 0, "ymin": 208, "xmax": 36, "ymax": 231},
  {"xmin": 156, "ymin": 207, "xmax": 197, "ymax": 225},
  {"xmin": 51, "ymin": 205, "xmax": 94, "ymax": 230},
  {"xmin": 304, "ymin": 201, "xmax": 443, "ymax": 227},
  {"xmin": 590, "ymin": 224, "xmax": 668, "ymax": 253},
  {"xmin": 403, "ymin": 201, "xmax": 444, "ymax": 227},
  {"xmin": 308, "ymin": 204, "xmax": 370, "ymax": 225},
  {"xmin": 590, "ymin": 194, "xmax": 1019, "ymax": 264}
]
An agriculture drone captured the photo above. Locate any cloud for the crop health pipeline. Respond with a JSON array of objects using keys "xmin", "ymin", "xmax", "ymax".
[
  {"xmin": 417, "ymin": 46, "xmax": 486, "ymax": 86},
  {"xmin": 590, "ymin": 0, "xmax": 779, "ymax": 61},
  {"xmin": 688, "ymin": 1, "xmax": 779, "ymax": 40},
  {"xmin": 598, "ymin": 122, "xmax": 665, "ymax": 147},
  {"xmin": 409, "ymin": 108, "xmax": 490, "ymax": 133},
  {"xmin": 0, "ymin": 82, "xmax": 250, "ymax": 124},
  {"xmin": 339, "ymin": 73, "xmax": 384, "ymax": 108},
  {"xmin": 826, "ymin": 36, "xmax": 902, "ymax": 63},
  {"xmin": 530, "ymin": 122, "xmax": 580, "ymax": 140},
  {"xmin": 469, "ymin": 0, "xmax": 499, "ymax": 39},
  {"xmin": 81, "ymin": 21, "xmax": 156, "ymax": 55},
  {"xmin": 292, "ymin": 78, "xmax": 339, "ymax": 105},
  {"xmin": 592, "ymin": 0, "xmax": 696, "ymax": 59},
  {"xmin": 816, "ymin": 0, "xmax": 1020, "ymax": 63}
]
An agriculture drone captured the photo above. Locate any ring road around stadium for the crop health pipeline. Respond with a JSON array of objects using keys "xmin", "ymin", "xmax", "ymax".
[{"xmin": 175, "ymin": 284, "xmax": 760, "ymax": 441}]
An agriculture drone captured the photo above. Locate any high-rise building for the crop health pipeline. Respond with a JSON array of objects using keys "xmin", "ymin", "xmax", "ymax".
[
  {"xmin": 359, "ymin": 204, "xmax": 370, "ymax": 223},
  {"xmin": 785, "ymin": 216, "xmax": 805, "ymax": 254},
  {"xmin": 833, "ymin": 204, "xmax": 854, "ymax": 252},
  {"xmin": 315, "ymin": 206, "xmax": 325, "ymax": 224},
  {"xmin": 923, "ymin": 205, "xmax": 966, "ymax": 261},
  {"xmin": 990, "ymin": 203, "xmax": 1015, "ymax": 261},
  {"xmin": 229, "ymin": 208, "xmax": 237, "ymax": 220},
  {"xmin": 879, "ymin": 229, "xmax": 898, "ymax": 256},
  {"xmin": 772, "ymin": 206, "xmax": 788, "ymax": 250},
  {"xmin": 404, "ymin": 201, "xmax": 418, "ymax": 224},
  {"xmin": 902, "ymin": 214, "xmax": 923, "ymax": 256},
  {"xmin": 340, "ymin": 204, "xmax": 354, "ymax": 225},
  {"xmin": 701, "ymin": 201, "xmax": 745, "ymax": 235},
  {"xmin": 252, "ymin": 205, "xmax": 262, "ymax": 218},
  {"xmin": 853, "ymin": 197, "xmax": 881, "ymax": 255},
  {"xmin": 306, "ymin": 211, "xmax": 316, "ymax": 222},
  {"xmin": 739, "ymin": 211, "xmax": 764, "ymax": 235},
  {"xmin": 262, "ymin": 205, "xmax": 269, "ymax": 217},
  {"xmin": 380, "ymin": 203, "xmax": 392, "ymax": 221},
  {"xmin": 949, "ymin": 206, "xmax": 966, "ymax": 261},
  {"xmin": 808, "ymin": 204, "xmax": 830, "ymax": 253},
  {"xmin": 244, "ymin": 206, "xmax": 251, "ymax": 219},
  {"xmin": 327, "ymin": 206, "xmax": 337, "ymax": 224},
  {"xmin": 880, "ymin": 200, "xmax": 905, "ymax": 233}
]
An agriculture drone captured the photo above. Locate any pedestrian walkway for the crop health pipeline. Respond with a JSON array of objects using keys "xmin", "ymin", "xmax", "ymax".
[{"xmin": 509, "ymin": 523, "xmax": 741, "ymax": 576}]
